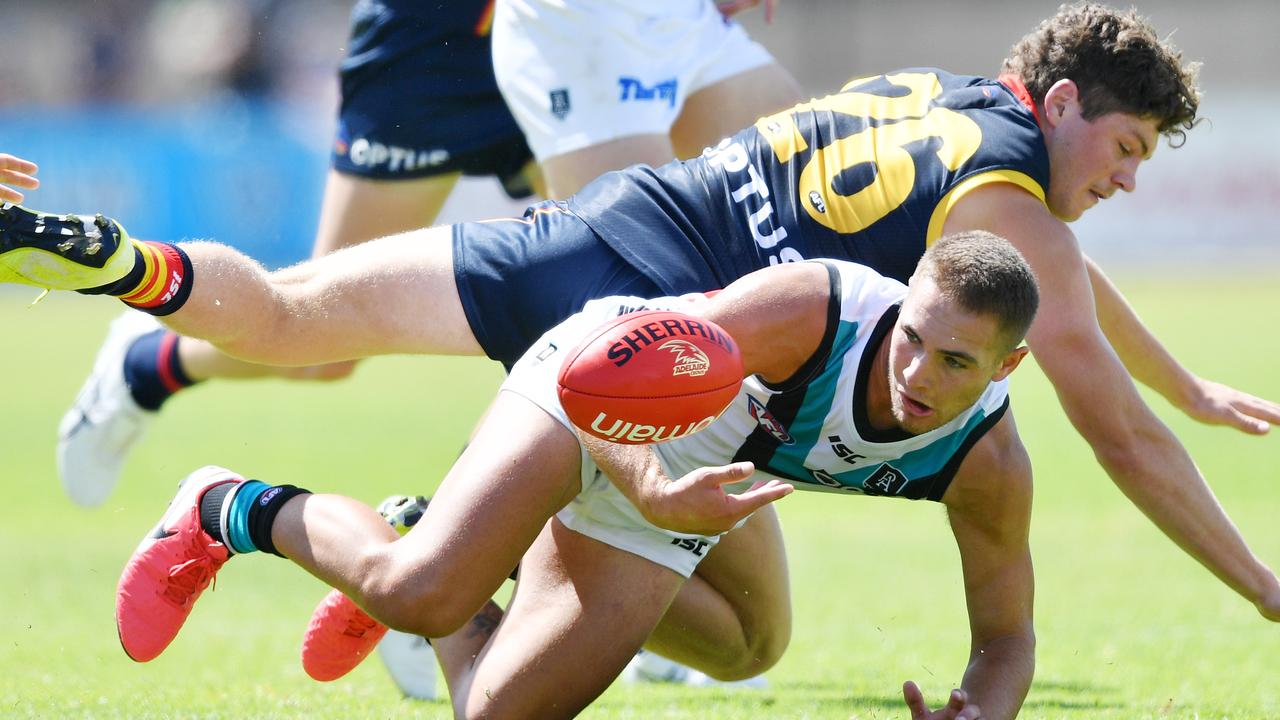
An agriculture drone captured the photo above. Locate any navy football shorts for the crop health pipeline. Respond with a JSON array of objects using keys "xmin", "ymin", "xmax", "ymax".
[
  {"xmin": 452, "ymin": 200, "xmax": 664, "ymax": 367},
  {"xmin": 331, "ymin": 36, "xmax": 534, "ymax": 198}
]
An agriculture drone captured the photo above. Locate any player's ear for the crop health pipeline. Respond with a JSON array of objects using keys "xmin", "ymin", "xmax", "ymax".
[
  {"xmin": 991, "ymin": 345, "xmax": 1029, "ymax": 382},
  {"xmin": 1041, "ymin": 79, "xmax": 1080, "ymax": 127}
]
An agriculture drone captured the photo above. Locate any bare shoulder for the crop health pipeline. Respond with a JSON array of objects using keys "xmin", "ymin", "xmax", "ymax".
[
  {"xmin": 943, "ymin": 411, "xmax": 1033, "ymax": 538},
  {"xmin": 944, "ymin": 183, "xmax": 1083, "ymax": 266},
  {"xmin": 699, "ymin": 262, "xmax": 832, "ymax": 382}
]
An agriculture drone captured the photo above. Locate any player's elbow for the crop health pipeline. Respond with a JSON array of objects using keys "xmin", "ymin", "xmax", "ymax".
[
  {"xmin": 1072, "ymin": 413, "xmax": 1166, "ymax": 486},
  {"xmin": 1058, "ymin": 388, "xmax": 1166, "ymax": 481}
]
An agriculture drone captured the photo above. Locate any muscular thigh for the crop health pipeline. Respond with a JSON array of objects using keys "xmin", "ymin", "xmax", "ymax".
[
  {"xmin": 692, "ymin": 505, "xmax": 791, "ymax": 637},
  {"xmin": 672, "ymin": 61, "xmax": 805, "ymax": 158},
  {"xmin": 392, "ymin": 392, "xmax": 584, "ymax": 623},
  {"xmin": 647, "ymin": 505, "xmax": 792, "ymax": 669},
  {"xmin": 456, "ymin": 518, "xmax": 685, "ymax": 720},
  {"xmin": 311, "ymin": 171, "xmax": 459, "ymax": 257}
]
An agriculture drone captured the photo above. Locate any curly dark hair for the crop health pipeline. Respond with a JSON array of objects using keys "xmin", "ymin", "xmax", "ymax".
[{"xmin": 1002, "ymin": 2, "xmax": 1201, "ymax": 146}]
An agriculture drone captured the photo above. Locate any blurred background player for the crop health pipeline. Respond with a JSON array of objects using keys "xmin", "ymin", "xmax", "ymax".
[
  {"xmin": 492, "ymin": 0, "xmax": 803, "ymax": 198},
  {"xmin": 58, "ymin": 0, "xmax": 539, "ymax": 507},
  {"xmin": 55, "ymin": 0, "xmax": 539, "ymax": 702}
]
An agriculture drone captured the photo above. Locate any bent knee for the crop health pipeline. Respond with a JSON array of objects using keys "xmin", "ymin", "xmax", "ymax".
[
  {"xmin": 705, "ymin": 626, "xmax": 790, "ymax": 681},
  {"xmin": 359, "ymin": 571, "xmax": 480, "ymax": 639}
]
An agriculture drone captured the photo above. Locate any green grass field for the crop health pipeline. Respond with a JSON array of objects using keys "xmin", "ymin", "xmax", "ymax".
[{"xmin": 2, "ymin": 276, "xmax": 1278, "ymax": 719}]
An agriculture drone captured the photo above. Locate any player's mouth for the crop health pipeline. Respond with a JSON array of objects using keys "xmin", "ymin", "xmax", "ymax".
[{"xmin": 899, "ymin": 389, "xmax": 934, "ymax": 417}]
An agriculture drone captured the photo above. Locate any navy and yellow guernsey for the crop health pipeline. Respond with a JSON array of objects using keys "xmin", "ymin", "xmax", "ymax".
[
  {"xmin": 567, "ymin": 69, "xmax": 1050, "ymax": 291},
  {"xmin": 652, "ymin": 260, "xmax": 1009, "ymax": 502}
]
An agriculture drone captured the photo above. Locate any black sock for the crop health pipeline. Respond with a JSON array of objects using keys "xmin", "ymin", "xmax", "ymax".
[
  {"xmin": 246, "ymin": 485, "xmax": 310, "ymax": 557},
  {"xmin": 123, "ymin": 329, "xmax": 196, "ymax": 411},
  {"xmin": 198, "ymin": 481, "xmax": 235, "ymax": 545}
]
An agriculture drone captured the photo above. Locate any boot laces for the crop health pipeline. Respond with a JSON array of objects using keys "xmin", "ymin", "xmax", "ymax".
[
  {"xmin": 161, "ymin": 539, "xmax": 219, "ymax": 607},
  {"xmin": 342, "ymin": 608, "xmax": 379, "ymax": 639}
]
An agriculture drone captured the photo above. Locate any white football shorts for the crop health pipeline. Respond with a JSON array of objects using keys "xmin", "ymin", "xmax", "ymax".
[
  {"xmin": 500, "ymin": 292, "xmax": 722, "ymax": 578},
  {"xmin": 492, "ymin": 0, "xmax": 777, "ymax": 161}
]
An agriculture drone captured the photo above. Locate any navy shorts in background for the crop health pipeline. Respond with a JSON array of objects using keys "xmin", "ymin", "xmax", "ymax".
[
  {"xmin": 330, "ymin": 0, "xmax": 534, "ymax": 198},
  {"xmin": 452, "ymin": 201, "xmax": 664, "ymax": 368}
]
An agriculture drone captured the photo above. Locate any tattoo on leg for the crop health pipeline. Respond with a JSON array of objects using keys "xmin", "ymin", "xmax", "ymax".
[{"xmin": 465, "ymin": 600, "xmax": 504, "ymax": 641}]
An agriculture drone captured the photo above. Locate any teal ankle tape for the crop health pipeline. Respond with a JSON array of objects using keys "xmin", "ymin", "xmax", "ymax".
[{"xmin": 227, "ymin": 480, "xmax": 270, "ymax": 554}]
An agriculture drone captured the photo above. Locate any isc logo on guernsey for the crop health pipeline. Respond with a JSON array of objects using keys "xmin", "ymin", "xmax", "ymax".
[{"xmin": 589, "ymin": 412, "xmax": 717, "ymax": 443}]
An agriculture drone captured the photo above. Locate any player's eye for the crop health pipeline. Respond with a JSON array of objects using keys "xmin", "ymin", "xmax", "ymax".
[
  {"xmin": 1119, "ymin": 142, "xmax": 1132, "ymax": 157},
  {"xmin": 944, "ymin": 356, "xmax": 966, "ymax": 369},
  {"xmin": 903, "ymin": 328, "xmax": 921, "ymax": 344}
]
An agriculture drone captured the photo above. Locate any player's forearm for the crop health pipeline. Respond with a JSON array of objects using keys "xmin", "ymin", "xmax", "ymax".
[
  {"xmin": 960, "ymin": 633, "xmax": 1034, "ymax": 720},
  {"xmin": 1086, "ymin": 415, "xmax": 1278, "ymax": 605},
  {"xmin": 1084, "ymin": 257, "xmax": 1196, "ymax": 405},
  {"xmin": 580, "ymin": 434, "xmax": 666, "ymax": 513},
  {"xmin": 1035, "ymin": 328, "xmax": 1278, "ymax": 610}
]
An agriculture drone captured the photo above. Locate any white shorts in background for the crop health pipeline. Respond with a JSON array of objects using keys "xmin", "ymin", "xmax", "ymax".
[{"xmin": 492, "ymin": 0, "xmax": 776, "ymax": 161}]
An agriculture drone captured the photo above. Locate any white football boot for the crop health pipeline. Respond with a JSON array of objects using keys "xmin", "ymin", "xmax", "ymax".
[
  {"xmin": 374, "ymin": 495, "xmax": 439, "ymax": 700},
  {"xmin": 57, "ymin": 310, "xmax": 161, "ymax": 506},
  {"xmin": 622, "ymin": 650, "xmax": 767, "ymax": 689},
  {"xmin": 376, "ymin": 629, "xmax": 438, "ymax": 700}
]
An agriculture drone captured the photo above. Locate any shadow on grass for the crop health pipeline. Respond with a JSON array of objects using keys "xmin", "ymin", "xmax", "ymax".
[
  {"xmin": 1032, "ymin": 679, "xmax": 1118, "ymax": 694},
  {"xmin": 597, "ymin": 677, "xmax": 1127, "ymax": 717},
  {"xmin": 1025, "ymin": 677, "xmax": 1123, "ymax": 711}
]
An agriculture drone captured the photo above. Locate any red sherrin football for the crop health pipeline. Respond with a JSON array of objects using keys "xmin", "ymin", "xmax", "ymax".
[{"xmin": 557, "ymin": 310, "xmax": 743, "ymax": 444}]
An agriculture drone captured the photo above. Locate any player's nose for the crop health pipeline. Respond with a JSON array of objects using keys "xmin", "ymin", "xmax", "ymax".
[{"xmin": 1115, "ymin": 158, "xmax": 1140, "ymax": 193}]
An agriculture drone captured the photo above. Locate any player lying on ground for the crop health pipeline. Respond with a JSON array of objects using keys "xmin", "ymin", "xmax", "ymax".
[
  {"xmin": 3, "ymin": 1, "xmax": 1278, "ymax": 624},
  {"xmin": 118, "ymin": 233, "xmax": 1055, "ymax": 719}
]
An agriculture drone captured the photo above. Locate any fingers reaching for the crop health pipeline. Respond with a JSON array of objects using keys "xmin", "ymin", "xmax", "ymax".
[
  {"xmin": 695, "ymin": 460, "xmax": 755, "ymax": 487},
  {"xmin": 903, "ymin": 681, "xmax": 974, "ymax": 720},
  {"xmin": 728, "ymin": 478, "xmax": 792, "ymax": 515},
  {"xmin": 0, "ymin": 154, "xmax": 39, "ymax": 204},
  {"xmin": 903, "ymin": 681, "xmax": 928, "ymax": 719}
]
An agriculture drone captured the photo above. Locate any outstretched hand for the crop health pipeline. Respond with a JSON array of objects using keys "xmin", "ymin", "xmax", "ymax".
[
  {"xmin": 639, "ymin": 461, "xmax": 791, "ymax": 536},
  {"xmin": 1182, "ymin": 377, "xmax": 1280, "ymax": 435},
  {"xmin": 903, "ymin": 681, "xmax": 982, "ymax": 720},
  {"xmin": 715, "ymin": 0, "xmax": 776, "ymax": 23},
  {"xmin": 0, "ymin": 154, "xmax": 39, "ymax": 204}
]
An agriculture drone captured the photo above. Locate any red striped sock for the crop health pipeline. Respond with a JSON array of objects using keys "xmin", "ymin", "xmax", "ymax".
[{"xmin": 114, "ymin": 241, "xmax": 194, "ymax": 315}]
